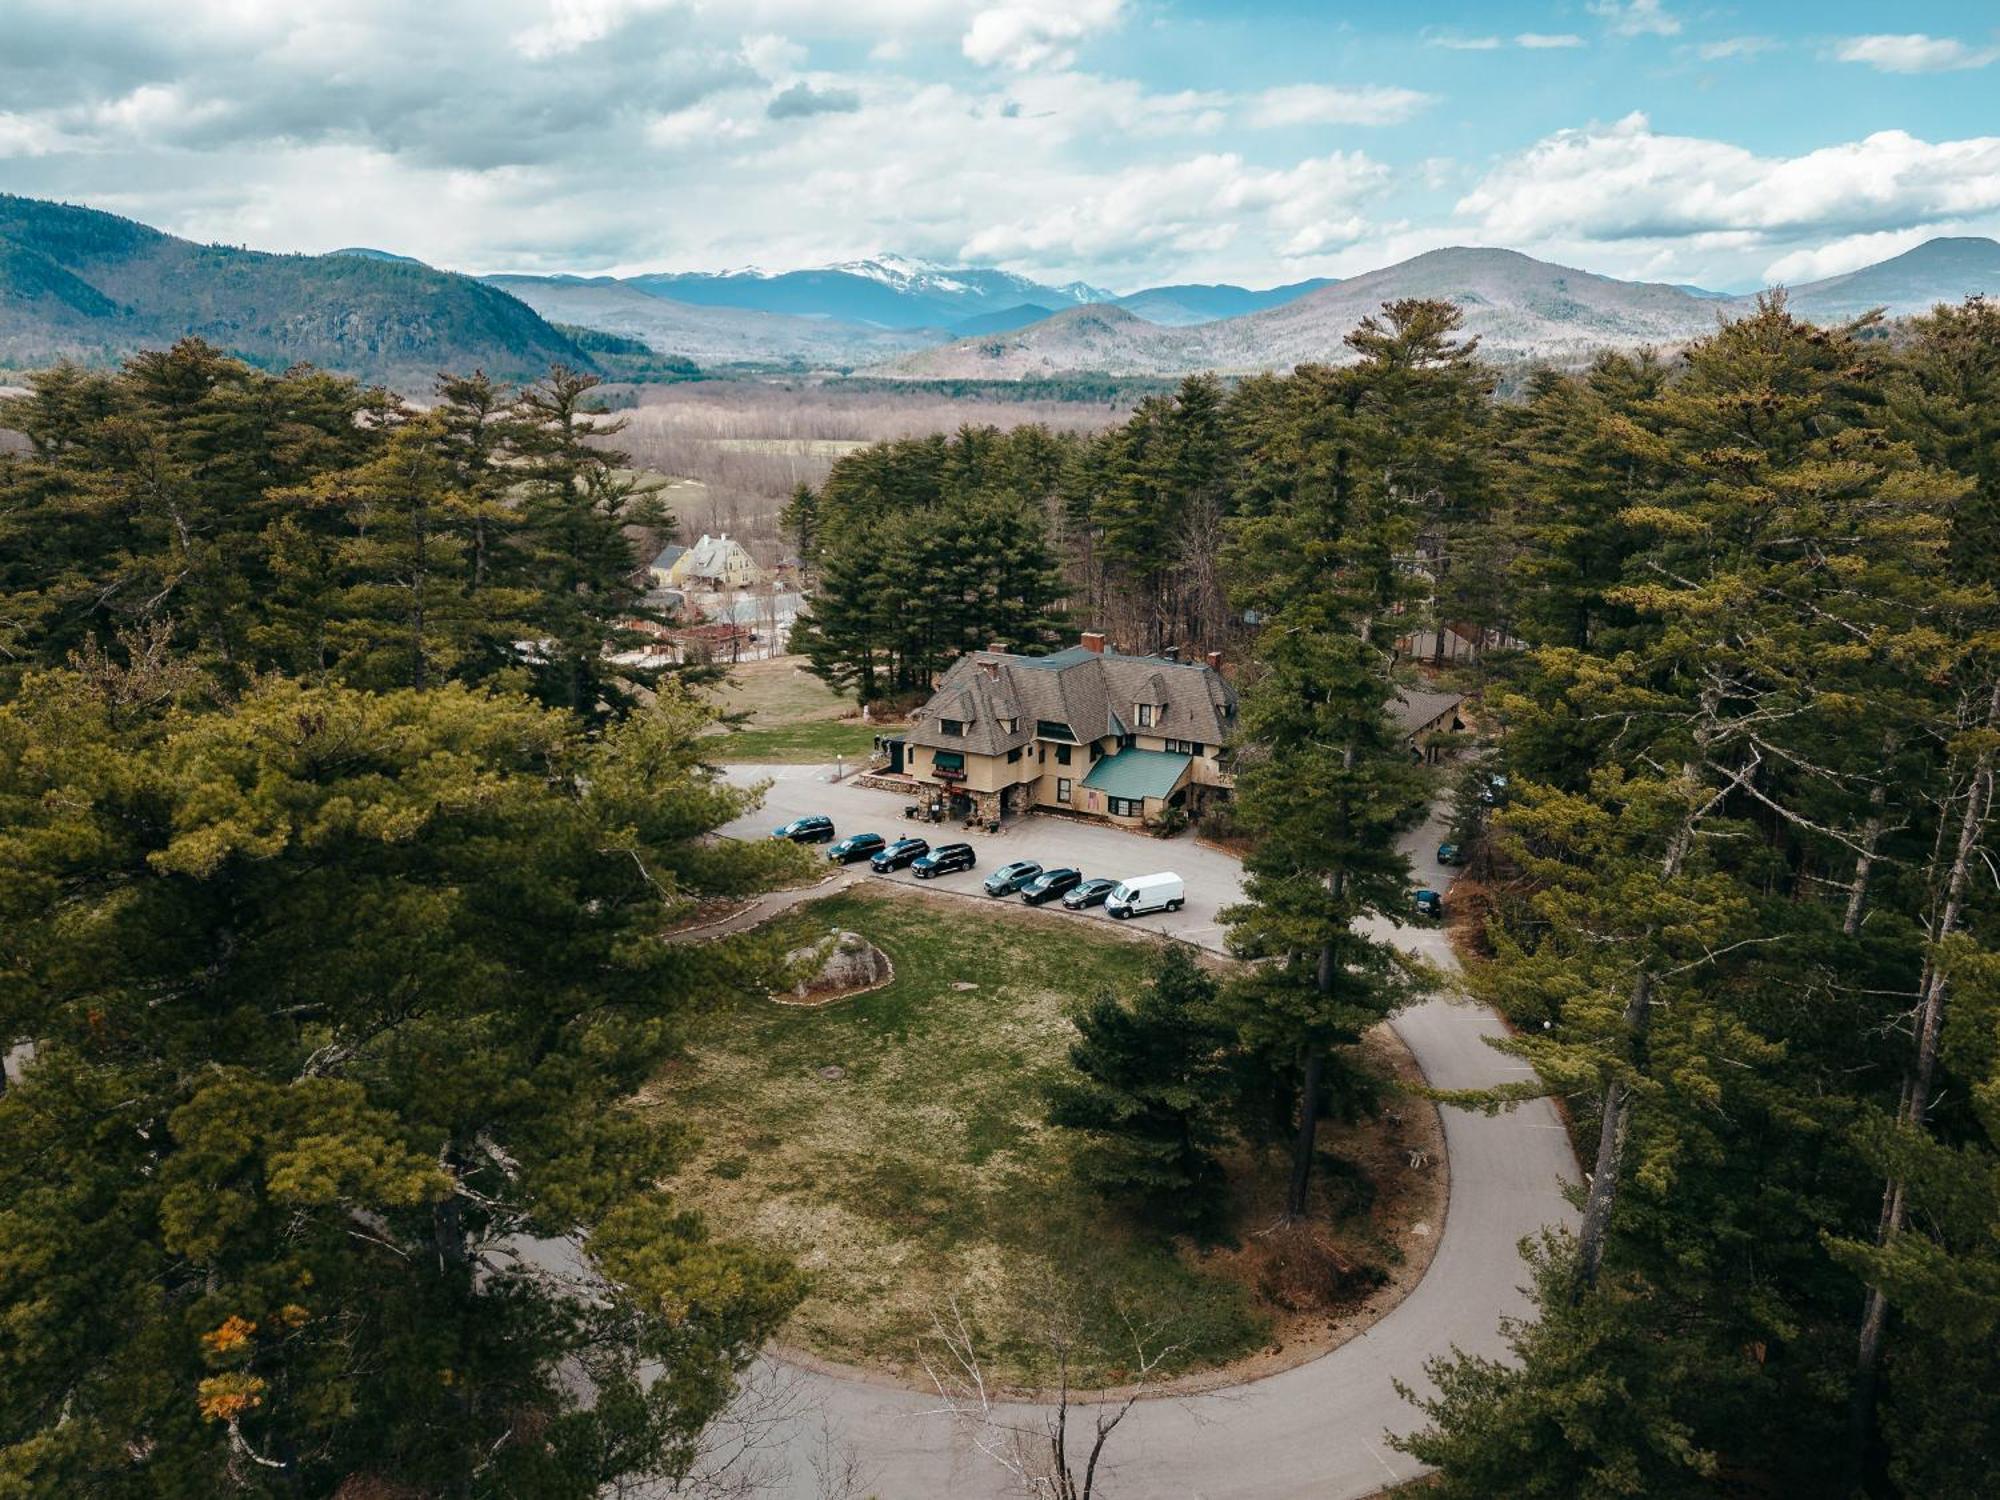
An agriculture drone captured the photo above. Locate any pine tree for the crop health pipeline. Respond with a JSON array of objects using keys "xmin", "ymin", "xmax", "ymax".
[
  {"xmin": 0, "ymin": 668, "xmax": 808, "ymax": 1495},
  {"xmin": 506, "ymin": 365, "xmax": 672, "ymax": 720},
  {"xmin": 1046, "ymin": 945, "xmax": 1234, "ymax": 1233}
]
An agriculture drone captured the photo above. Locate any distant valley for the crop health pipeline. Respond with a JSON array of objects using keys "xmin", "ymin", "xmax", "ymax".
[{"xmin": 4, "ymin": 193, "xmax": 1999, "ymax": 390}]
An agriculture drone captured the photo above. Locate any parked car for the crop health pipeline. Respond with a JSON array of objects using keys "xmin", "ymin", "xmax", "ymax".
[
  {"xmin": 1021, "ymin": 867, "xmax": 1083, "ymax": 906},
  {"xmin": 772, "ymin": 815, "xmax": 835, "ymax": 844},
  {"xmin": 1413, "ymin": 888, "xmax": 1445, "ymax": 920},
  {"xmin": 1062, "ymin": 876, "xmax": 1119, "ymax": 911},
  {"xmin": 983, "ymin": 860, "xmax": 1044, "ymax": 897},
  {"xmin": 1436, "ymin": 842, "xmax": 1465, "ymax": 866},
  {"xmin": 871, "ymin": 836, "xmax": 930, "ymax": 872},
  {"xmin": 912, "ymin": 842, "xmax": 976, "ymax": 878},
  {"xmin": 1106, "ymin": 872, "xmax": 1185, "ymax": 919},
  {"xmin": 1476, "ymin": 773, "xmax": 1510, "ymax": 807},
  {"xmin": 827, "ymin": 832, "xmax": 886, "ymax": 864}
]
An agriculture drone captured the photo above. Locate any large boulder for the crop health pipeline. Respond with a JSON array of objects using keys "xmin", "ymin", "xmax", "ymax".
[{"xmin": 782, "ymin": 929, "xmax": 892, "ymax": 1003}]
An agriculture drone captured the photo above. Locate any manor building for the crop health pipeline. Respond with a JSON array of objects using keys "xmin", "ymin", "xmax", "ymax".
[{"xmin": 901, "ymin": 633, "xmax": 1238, "ymax": 826}]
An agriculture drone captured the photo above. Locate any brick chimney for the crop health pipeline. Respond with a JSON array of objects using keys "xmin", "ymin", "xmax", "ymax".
[
  {"xmin": 987, "ymin": 640, "xmax": 1008, "ymax": 655},
  {"xmin": 1079, "ymin": 631, "xmax": 1106, "ymax": 654},
  {"xmin": 978, "ymin": 656, "xmax": 1001, "ymax": 680},
  {"xmin": 1205, "ymin": 649, "xmax": 1223, "ymax": 672}
]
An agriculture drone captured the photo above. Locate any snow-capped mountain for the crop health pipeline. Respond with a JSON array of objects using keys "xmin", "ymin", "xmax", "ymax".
[{"xmin": 620, "ymin": 255, "xmax": 1112, "ymax": 330}]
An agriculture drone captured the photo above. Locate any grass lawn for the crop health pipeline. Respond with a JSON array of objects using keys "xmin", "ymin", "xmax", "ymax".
[
  {"xmin": 643, "ymin": 888, "xmax": 1275, "ymax": 1388},
  {"xmin": 701, "ymin": 657, "xmax": 907, "ymax": 763},
  {"xmin": 703, "ymin": 718, "xmax": 891, "ymax": 763}
]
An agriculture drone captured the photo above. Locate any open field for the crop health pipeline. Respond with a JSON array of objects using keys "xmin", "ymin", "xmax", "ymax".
[
  {"xmin": 611, "ymin": 379, "xmax": 1134, "ymax": 555},
  {"xmin": 703, "ymin": 656, "xmax": 907, "ymax": 762},
  {"xmin": 645, "ymin": 888, "xmax": 1445, "ymax": 1389}
]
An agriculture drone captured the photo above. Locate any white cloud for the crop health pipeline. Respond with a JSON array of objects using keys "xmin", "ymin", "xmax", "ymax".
[
  {"xmin": 961, "ymin": 150, "xmax": 1389, "ymax": 266},
  {"xmin": 1833, "ymin": 34, "xmax": 2000, "ymax": 74},
  {"xmin": 1517, "ymin": 33, "xmax": 1585, "ymax": 49},
  {"xmin": 1457, "ymin": 113, "xmax": 2000, "ymax": 245},
  {"xmin": 742, "ymin": 34, "xmax": 808, "ymax": 79},
  {"xmin": 1697, "ymin": 37, "xmax": 1778, "ymax": 62},
  {"xmin": 1247, "ymin": 84, "xmax": 1435, "ymax": 128},
  {"xmin": 644, "ymin": 102, "xmax": 761, "ymax": 149},
  {"xmin": 1761, "ymin": 227, "xmax": 1936, "ymax": 285},
  {"xmin": 1587, "ymin": 0, "xmax": 1679, "ymax": 39},
  {"xmin": 513, "ymin": 0, "xmax": 673, "ymax": 59},
  {"xmin": 1425, "ymin": 32, "xmax": 1502, "ymax": 51},
  {"xmin": 0, "ymin": 112, "xmax": 65, "ymax": 158},
  {"xmin": 1008, "ymin": 73, "xmax": 1228, "ymax": 138},
  {"xmin": 962, "ymin": 0, "xmax": 1123, "ymax": 71}
]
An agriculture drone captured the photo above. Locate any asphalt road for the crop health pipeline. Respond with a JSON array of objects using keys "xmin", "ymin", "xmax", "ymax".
[{"xmin": 713, "ymin": 765, "xmax": 1577, "ymax": 1500}]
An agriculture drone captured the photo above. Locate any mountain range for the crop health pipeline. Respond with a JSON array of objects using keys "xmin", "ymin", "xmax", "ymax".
[
  {"xmin": 880, "ymin": 238, "xmax": 2000, "ymax": 379},
  {"xmin": 4, "ymin": 193, "xmax": 1999, "ymax": 389}
]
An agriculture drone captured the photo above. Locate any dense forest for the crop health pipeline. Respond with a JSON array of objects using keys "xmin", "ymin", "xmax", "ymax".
[
  {"xmin": 791, "ymin": 295, "xmax": 2000, "ymax": 1496},
  {"xmin": 3, "ymin": 288, "xmax": 1997, "ymax": 1496},
  {"xmin": 0, "ymin": 344, "xmax": 815, "ymax": 1496}
]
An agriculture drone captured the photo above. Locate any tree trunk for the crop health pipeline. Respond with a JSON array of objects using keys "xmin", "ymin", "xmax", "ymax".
[
  {"xmin": 1842, "ymin": 733, "xmax": 1896, "ymax": 937},
  {"xmin": 1287, "ymin": 1048, "xmax": 1325, "ymax": 1219},
  {"xmin": 1852, "ymin": 679, "xmax": 1999, "ymax": 1450},
  {"xmin": 1573, "ymin": 759, "xmax": 1702, "ymax": 1295}
]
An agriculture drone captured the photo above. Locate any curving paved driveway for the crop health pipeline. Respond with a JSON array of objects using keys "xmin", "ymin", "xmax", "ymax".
[{"xmin": 716, "ymin": 766, "xmax": 1579, "ymax": 1499}]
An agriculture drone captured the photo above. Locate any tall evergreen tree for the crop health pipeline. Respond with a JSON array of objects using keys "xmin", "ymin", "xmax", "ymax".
[
  {"xmin": 0, "ymin": 668, "xmax": 807, "ymax": 1496},
  {"xmin": 1046, "ymin": 945, "xmax": 1234, "ymax": 1234}
]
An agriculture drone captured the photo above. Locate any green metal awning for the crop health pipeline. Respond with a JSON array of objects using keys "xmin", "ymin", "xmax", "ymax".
[
  {"xmin": 1079, "ymin": 747, "xmax": 1191, "ymax": 801},
  {"xmin": 932, "ymin": 750, "xmax": 965, "ymax": 770}
]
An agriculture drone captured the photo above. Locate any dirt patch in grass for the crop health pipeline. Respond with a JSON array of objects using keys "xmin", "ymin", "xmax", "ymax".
[{"xmin": 644, "ymin": 887, "xmax": 1449, "ymax": 1392}]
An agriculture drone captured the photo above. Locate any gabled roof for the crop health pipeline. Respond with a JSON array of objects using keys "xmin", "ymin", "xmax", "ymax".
[
  {"xmin": 907, "ymin": 643, "xmax": 1236, "ymax": 757},
  {"xmin": 650, "ymin": 543, "xmax": 686, "ymax": 570},
  {"xmin": 1080, "ymin": 747, "xmax": 1192, "ymax": 801},
  {"xmin": 1392, "ymin": 686, "xmax": 1464, "ymax": 737},
  {"xmin": 678, "ymin": 533, "xmax": 758, "ymax": 579}
]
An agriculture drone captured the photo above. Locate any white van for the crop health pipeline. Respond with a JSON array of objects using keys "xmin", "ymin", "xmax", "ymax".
[{"xmin": 1106, "ymin": 872, "xmax": 1185, "ymax": 919}]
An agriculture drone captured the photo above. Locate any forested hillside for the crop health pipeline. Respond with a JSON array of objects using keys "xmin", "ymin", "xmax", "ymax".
[{"xmin": 0, "ymin": 195, "xmax": 594, "ymax": 388}]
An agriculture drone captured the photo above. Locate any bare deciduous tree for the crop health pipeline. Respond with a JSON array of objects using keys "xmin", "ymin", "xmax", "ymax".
[{"xmin": 919, "ymin": 1291, "xmax": 1180, "ymax": 1500}]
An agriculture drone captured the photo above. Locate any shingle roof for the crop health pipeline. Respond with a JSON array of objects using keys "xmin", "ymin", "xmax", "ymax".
[
  {"xmin": 650, "ymin": 544, "xmax": 687, "ymax": 570},
  {"xmin": 1080, "ymin": 747, "xmax": 1192, "ymax": 801},
  {"xmin": 1392, "ymin": 686, "xmax": 1464, "ymax": 737},
  {"xmin": 906, "ymin": 645, "xmax": 1237, "ymax": 757},
  {"xmin": 678, "ymin": 534, "xmax": 757, "ymax": 580}
]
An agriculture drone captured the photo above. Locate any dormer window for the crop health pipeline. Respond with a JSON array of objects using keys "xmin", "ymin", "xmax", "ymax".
[
  {"xmin": 1136, "ymin": 703, "xmax": 1154, "ymax": 728},
  {"xmin": 940, "ymin": 718, "xmax": 963, "ymax": 736}
]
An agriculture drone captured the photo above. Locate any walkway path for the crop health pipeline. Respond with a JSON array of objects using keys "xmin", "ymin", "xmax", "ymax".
[{"xmin": 709, "ymin": 766, "xmax": 1578, "ymax": 1499}]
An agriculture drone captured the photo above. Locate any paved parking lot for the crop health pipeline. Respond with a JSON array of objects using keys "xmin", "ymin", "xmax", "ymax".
[{"xmin": 719, "ymin": 763, "xmax": 1463, "ymax": 956}]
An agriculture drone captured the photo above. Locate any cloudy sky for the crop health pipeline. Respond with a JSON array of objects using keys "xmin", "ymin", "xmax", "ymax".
[{"xmin": 3, "ymin": 0, "xmax": 1999, "ymax": 292}]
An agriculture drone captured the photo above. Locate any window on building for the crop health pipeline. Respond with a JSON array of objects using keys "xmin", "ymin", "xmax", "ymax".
[
  {"xmin": 940, "ymin": 719, "xmax": 963, "ymax": 736},
  {"xmin": 1165, "ymin": 738, "xmax": 1202, "ymax": 755},
  {"xmin": 1090, "ymin": 742, "xmax": 1104, "ymax": 761},
  {"xmin": 1037, "ymin": 720, "xmax": 1075, "ymax": 741},
  {"xmin": 1107, "ymin": 796, "xmax": 1142, "ymax": 818},
  {"xmin": 1055, "ymin": 743, "xmax": 1072, "ymax": 766},
  {"xmin": 1006, "ymin": 746, "xmax": 1023, "ymax": 763},
  {"xmin": 1136, "ymin": 703, "xmax": 1153, "ymax": 728},
  {"xmin": 1056, "ymin": 778, "xmax": 1072, "ymax": 804}
]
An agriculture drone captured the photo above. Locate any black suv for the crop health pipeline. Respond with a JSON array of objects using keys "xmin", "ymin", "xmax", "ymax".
[
  {"xmin": 827, "ymin": 832, "xmax": 886, "ymax": 864},
  {"xmin": 871, "ymin": 836, "xmax": 930, "ymax": 872},
  {"xmin": 1021, "ymin": 867, "xmax": 1083, "ymax": 906},
  {"xmin": 772, "ymin": 815, "xmax": 834, "ymax": 844},
  {"xmin": 912, "ymin": 843, "xmax": 976, "ymax": 879}
]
